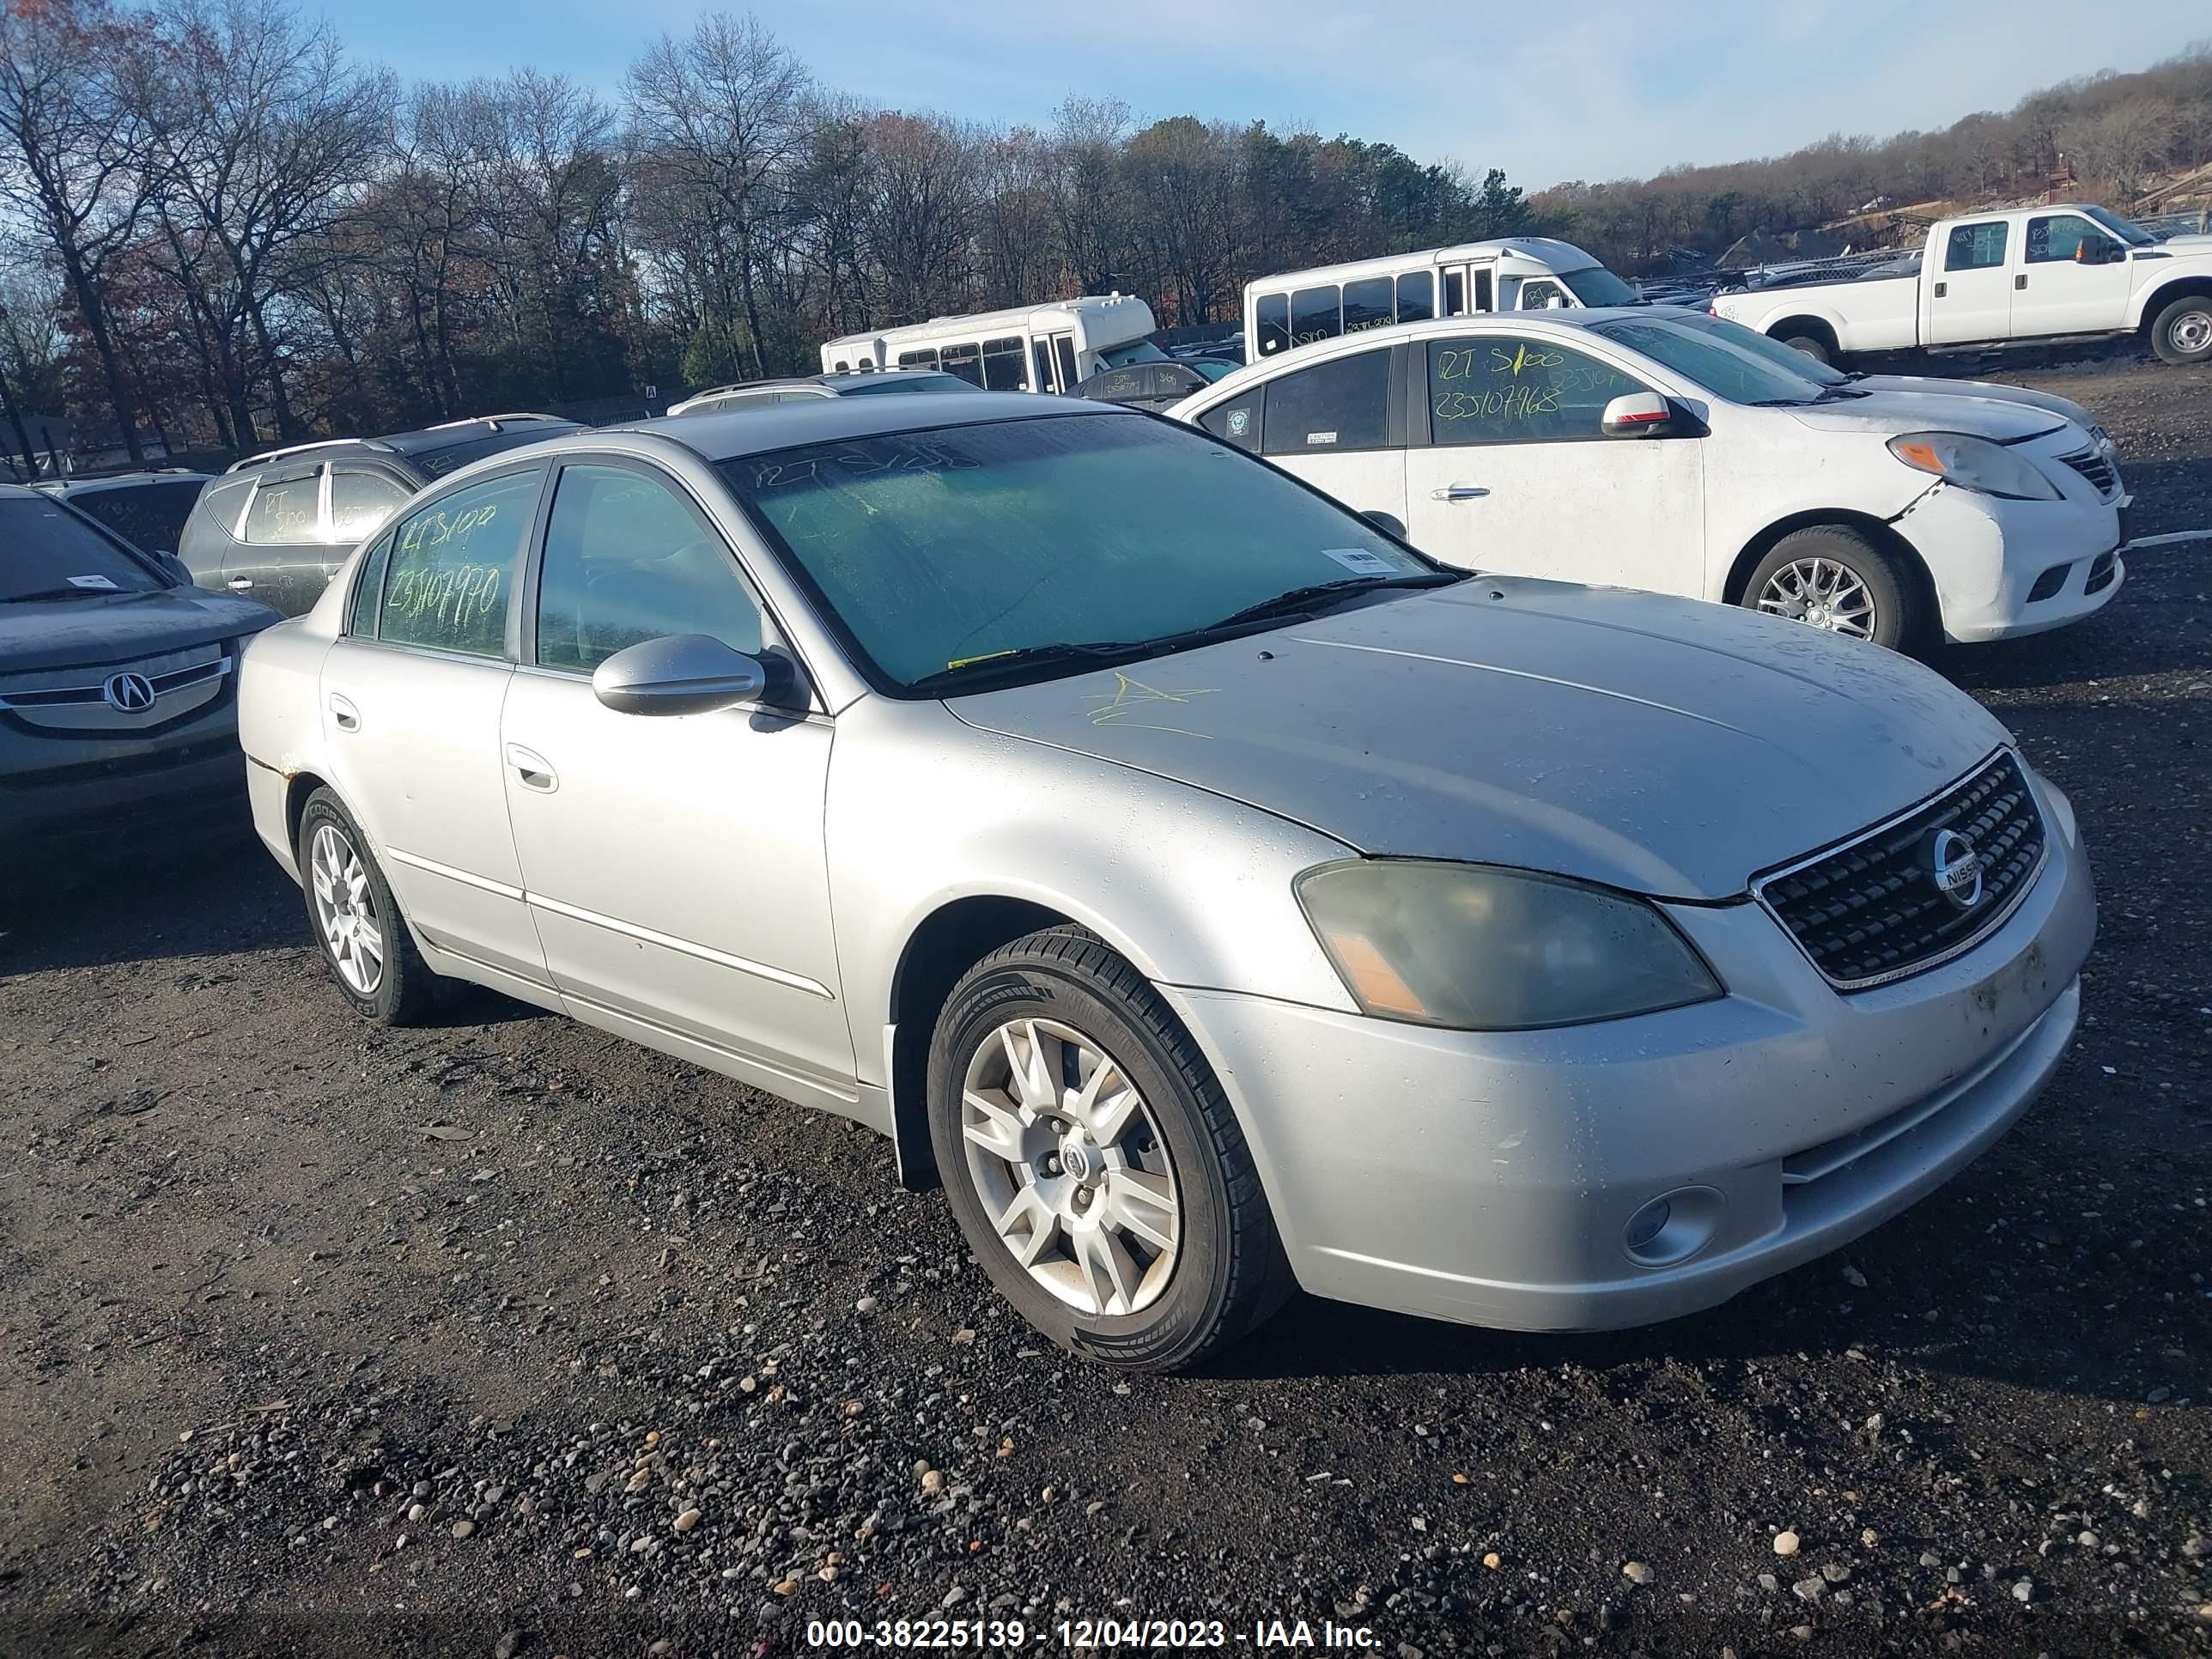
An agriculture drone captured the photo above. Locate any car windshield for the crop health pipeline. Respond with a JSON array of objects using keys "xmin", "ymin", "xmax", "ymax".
[
  {"xmin": 2083, "ymin": 206, "xmax": 2156, "ymax": 247},
  {"xmin": 1562, "ymin": 266, "xmax": 1640, "ymax": 307},
  {"xmin": 722, "ymin": 413, "xmax": 1432, "ymax": 693},
  {"xmin": 416, "ymin": 425, "xmax": 576, "ymax": 479},
  {"xmin": 66, "ymin": 478, "xmax": 204, "ymax": 553},
  {"xmin": 840, "ymin": 374, "xmax": 981, "ymax": 397},
  {"xmin": 1662, "ymin": 309, "xmax": 1849, "ymax": 386},
  {"xmin": 1589, "ymin": 317, "xmax": 1832, "ymax": 405},
  {"xmin": 1097, "ymin": 340, "xmax": 1170, "ymax": 368},
  {"xmin": 1, "ymin": 498, "xmax": 166, "ymax": 600}
]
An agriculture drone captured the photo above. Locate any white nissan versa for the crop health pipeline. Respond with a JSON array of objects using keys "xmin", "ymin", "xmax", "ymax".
[{"xmin": 238, "ymin": 395, "xmax": 2094, "ymax": 1370}]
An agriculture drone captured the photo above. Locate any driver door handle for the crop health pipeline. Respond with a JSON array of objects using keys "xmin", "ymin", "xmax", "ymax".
[
  {"xmin": 328, "ymin": 693, "xmax": 360, "ymax": 732},
  {"xmin": 1431, "ymin": 484, "xmax": 1490, "ymax": 501},
  {"xmin": 506, "ymin": 744, "xmax": 557, "ymax": 793},
  {"xmin": 228, "ymin": 577, "xmax": 254, "ymax": 591}
]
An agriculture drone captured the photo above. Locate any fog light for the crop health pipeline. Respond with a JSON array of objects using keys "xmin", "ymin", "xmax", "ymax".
[{"xmin": 1623, "ymin": 1186, "xmax": 1725, "ymax": 1267}]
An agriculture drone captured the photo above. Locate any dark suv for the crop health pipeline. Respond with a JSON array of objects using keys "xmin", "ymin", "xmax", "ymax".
[
  {"xmin": 178, "ymin": 415, "xmax": 580, "ymax": 616},
  {"xmin": 34, "ymin": 471, "xmax": 214, "ymax": 556}
]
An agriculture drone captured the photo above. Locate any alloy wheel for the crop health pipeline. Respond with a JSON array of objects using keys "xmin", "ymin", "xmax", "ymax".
[
  {"xmin": 959, "ymin": 1017, "xmax": 1181, "ymax": 1316},
  {"xmin": 1756, "ymin": 556, "xmax": 1878, "ymax": 639},
  {"xmin": 309, "ymin": 823, "xmax": 386, "ymax": 996}
]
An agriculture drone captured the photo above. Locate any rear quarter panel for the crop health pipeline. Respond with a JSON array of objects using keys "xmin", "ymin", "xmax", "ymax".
[{"xmin": 236, "ymin": 618, "xmax": 335, "ymax": 878}]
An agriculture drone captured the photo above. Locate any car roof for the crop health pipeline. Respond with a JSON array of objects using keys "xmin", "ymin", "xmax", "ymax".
[
  {"xmin": 226, "ymin": 415, "xmax": 581, "ymax": 475},
  {"xmin": 40, "ymin": 471, "xmax": 214, "ymax": 494},
  {"xmin": 596, "ymin": 392, "xmax": 1120, "ymax": 464}
]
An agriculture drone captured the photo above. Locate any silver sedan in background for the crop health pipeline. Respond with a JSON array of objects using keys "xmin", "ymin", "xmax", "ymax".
[{"xmin": 237, "ymin": 393, "xmax": 2094, "ymax": 1370}]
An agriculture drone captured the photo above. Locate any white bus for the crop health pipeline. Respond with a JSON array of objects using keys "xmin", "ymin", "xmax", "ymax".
[
  {"xmin": 819, "ymin": 295, "xmax": 1161, "ymax": 393},
  {"xmin": 1244, "ymin": 238, "xmax": 1636, "ymax": 360}
]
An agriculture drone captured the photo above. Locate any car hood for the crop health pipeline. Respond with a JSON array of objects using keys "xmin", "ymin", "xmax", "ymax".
[
  {"xmin": 0, "ymin": 586, "xmax": 277, "ymax": 674},
  {"xmin": 949, "ymin": 580, "xmax": 2010, "ymax": 901},
  {"xmin": 1783, "ymin": 388, "xmax": 2068, "ymax": 443},
  {"xmin": 1850, "ymin": 374, "xmax": 2100, "ymax": 437}
]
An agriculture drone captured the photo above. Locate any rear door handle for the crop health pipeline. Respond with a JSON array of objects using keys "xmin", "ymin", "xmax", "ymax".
[
  {"xmin": 1933, "ymin": 281, "xmax": 1947, "ymax": 298},
  {"xmin": 506, "ymin": 744, "xmax": 557, "ymax": 793},
  {"xmin": 228, "ymin": 577, "xmax": 254, "ymax": 591},
  {"xmin": 2014, "ymin": 274, "xmax": 2027, "ymax": 290},
  {"xmin": 328, "ymin": 693, "xmax": 360, "ymax": 732},
  {"xmin": 1430, "ymin": 484, "xmax": 1490, "ymax": 501}
]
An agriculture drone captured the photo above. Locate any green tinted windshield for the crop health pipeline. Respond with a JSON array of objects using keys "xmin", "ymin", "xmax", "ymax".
[
  {"xmin": 1590, "ymin": 318, "xmax": 1830, "ymax": 405},
  {"xmin": 2, "ymin": 498, "xmax": 166, "ymax": 599},
  {"xmin": 721, "ymin": 413, "xmax": 1429, "ymax": 692},
  {"xmin": 1562, "ymin": 266, "xmax": 1639, "ymax": 307}
]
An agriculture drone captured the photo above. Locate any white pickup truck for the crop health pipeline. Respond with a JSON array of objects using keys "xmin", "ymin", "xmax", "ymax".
[{"xmin": 1711, "ymin": 204, "xmax": 2212, "ymax": 368}]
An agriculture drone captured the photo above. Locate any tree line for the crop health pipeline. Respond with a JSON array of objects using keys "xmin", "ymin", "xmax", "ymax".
[{"xmin": 3, "ymin": 1, "xmax": 2208, "ymax": 467}]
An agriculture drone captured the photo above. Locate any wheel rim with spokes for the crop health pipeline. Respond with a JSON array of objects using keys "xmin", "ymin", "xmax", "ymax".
[
  {"xmin": 1756, "ymin": 556, "xmax": 1877, "ymax": 639},
  {"xmin": 309, "ymin": 823, "xmax": 386, "ymax": 996},
  {"xmin": 2172, "ymin": 308, "xmax": 2212, "ymax": 356},
  {"xmin": 959, "ymin": 1017, "xmax": 1182, "ymax": 1317}
]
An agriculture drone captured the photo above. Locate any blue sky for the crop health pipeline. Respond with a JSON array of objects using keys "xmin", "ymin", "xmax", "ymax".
[{"xmin": 327, "ymin": 0, "xmax": 2208, "ymax": 188}]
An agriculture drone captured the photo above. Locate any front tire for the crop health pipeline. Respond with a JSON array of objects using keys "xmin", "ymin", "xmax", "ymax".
[
  {"xmin": 1778, "ymin": 329, "xmax": 1835, "ymax": 368},
  {"xmin": 1742, "ymin": 526, "xmax": 1923, "ymax": 652},
  {"xmin": 926, "ymin": 927, "xmax": 1291, "ymax": 1372},
  {"xmin": 2149, "ymin": 294, "xmax": 2212, "ymax": 366},
  {"xmin": 295, "ymin": 787, "xmax": 449, "ymax": 1025}
]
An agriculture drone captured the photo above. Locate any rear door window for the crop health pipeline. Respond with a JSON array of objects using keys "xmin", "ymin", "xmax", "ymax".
[
  {"xmin": 242, "ymin": 471, "xmax": 322, "ymax": 544},
  {"xmin": 1260, "ymin": 348, "xmax": 1390, "ymax": 455},
  {"xmin": 1944, "ymin": 222, "xmax": 2008, "ymax": 270},
  {"xmin": 329, "ymin": 467, "xmax": 410, "ymax": 543}
]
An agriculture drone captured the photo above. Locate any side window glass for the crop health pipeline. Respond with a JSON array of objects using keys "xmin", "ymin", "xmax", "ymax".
[
  {"xmin": 1291, "ymin": 285, "xmax": 1340, "ymax": 348},
  {"xmin": 981, "ymin": 336, "xmax": 1028, "ymax": 391},
  {"xmin": 377, "ymin": 469, "xmax": 539, "ymax": 657},
  {"xmin": 1517, "ymin": 279, "xmax": 1566, "ymax": 310},
  {"xmin": 1260, "ymin": 349, "xmax": 1389, "ymax": 455},
  {"xmin": 242, "ymin": 473, "xmax": 321, "ymax": 544},
  {"xmin": 1473, "ymin": 269, "xmax": 1495, "ymax": 312},
  {"xmin": 329, "ymin": 468, "xmax": 410, "ymax": 544},
  {"xmin": 2026, "ymin": 214, "xmax": 2112, "ymax": 264},
  {"xmin": 1944, "ymin": 222, "xmax": 2008, "ymax": 270},
  {"xmin": 1343, "ymin": 276, "xmax": 1393, "ymax": 333},
  {"xmin": 1200, "ymin": 393, "xmax": 1261, "ymax": 452},
  {"xmin": 1256, "ymin": 293, "xmax": 1291, "ymax": 356},
  {"xmin": 1443, "ymin": 270, "xmax": 1464, "ymax": 316},
  {"xmin": 535, "ymin": 464, "xmax": 764, "ymax": 674},
  {"xmin": 1427, "ymin": 337, "xmax": 1644, "ymax": 446},
  {"xmin": 348, "ymin": 529, "xmax": 396, "ymax": 636},
  {"xmin": 1395, "ymin": 271, "xmax": 1434, "ymax": 324},
  {"xmin": 898, "ymin": 349, "xmax": 939, "ymax": 371},
  {"xmin": 1053, "ymin": 337, "xmax": 1079, "ymax": 392},
  {"xmin": 1091, "ymin": 368, "xmax": 1146, "ymax": 400},
  {"xmin": 940, "ymin": 343, "xmax": 984, "ymax": 386},
  {"xmin": 1032, "ymin": 338, "xmax": 1055, "ymax": 392},
  {"xmin": 194, "ymin": 476, "xmax": 253, "ymax": 539}
]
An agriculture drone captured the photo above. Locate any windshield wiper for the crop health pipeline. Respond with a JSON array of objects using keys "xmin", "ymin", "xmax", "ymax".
[
  {"xmin": 907, "ymin": 639, "xmax": 1152, "ymax": 693},
  {"xmin": 1814, "ymin": 385, "xmax": 1871, "ymax": 402},
  {"xmin": 1200, "ymin": 571, "xmax": 1462, "ymax": 632}
]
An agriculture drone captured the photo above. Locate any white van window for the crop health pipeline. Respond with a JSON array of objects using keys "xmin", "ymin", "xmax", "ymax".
[
  {"xmin": 1053, "ymin": 337, "xmax": 1079, "ymax": 391},
  {"xmin": 898, "ymin": 349, "xmax": 939, "ymax": 371},
  {"xmin": 981, "ymin": 336, "xmax": 1028, "ymax": 391},
  {"xmin": 1032, "ymin": 339, "xmax": 1056, "ymax": 392},
  {"xmin": 1443, "ymin": 270, "xmax": 1464, "ymax": 316},
  {"xmin": 1257, "ymin": 294, "xmax": 1291, "ymax": 356},
  {"xmin": 834, "ymin": 360, "xmax": 851, "ymax": 372},
  {"xmin": 1261, "ymin": 348, "xmax": 1389, "ymax": 455},
  {"xmin": 1291, "ymin": 286, "xmax": 1340, "ymax": 348},
  {"xmin": 1343, "ymin": 276, "xmax": 1392, "ymax": 333},
  {"xmin": 1396, "ymin": 272, "xmax": 1434, "ymax": 324},
  {"xmin": 941, "ymin": 343, "xmax": 984, "ymax": 386}
]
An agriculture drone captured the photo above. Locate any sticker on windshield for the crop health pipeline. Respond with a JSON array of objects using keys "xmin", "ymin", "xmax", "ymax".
[
  {"xmin": 1320, "ymin": 547, "xmax": 1396, "ymax": 576},
  {"xmin": 66, "ymin": 574, "xmax": 120, "ymax": 591}
]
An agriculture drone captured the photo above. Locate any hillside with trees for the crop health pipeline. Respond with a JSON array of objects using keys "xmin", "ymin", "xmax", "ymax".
[{"xmin": 2, "ymin": 0, "xmax": 2207, "ymax": 467}]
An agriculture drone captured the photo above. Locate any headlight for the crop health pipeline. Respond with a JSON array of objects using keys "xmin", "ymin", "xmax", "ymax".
[
  {"xmin": 1296, "ymin": 860, "xmax": 1722, "ymax": 1031},
  {"xmin": 1887, "ymin": 431, "xmax": 2060, "ymax": 501}
]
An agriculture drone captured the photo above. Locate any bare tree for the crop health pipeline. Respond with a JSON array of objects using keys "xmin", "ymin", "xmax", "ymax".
[{"xmin": 862, "ymin": 111, "xmax": 981, "ymax": 325}]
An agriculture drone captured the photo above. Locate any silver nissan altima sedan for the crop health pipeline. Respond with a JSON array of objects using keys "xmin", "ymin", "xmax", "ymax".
[{"xmin": 237, "ymin": 392, "xmax": 2095, "ymax": 1371}]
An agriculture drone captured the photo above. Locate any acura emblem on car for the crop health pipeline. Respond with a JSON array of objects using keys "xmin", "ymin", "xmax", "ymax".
[
  {"xmin": 1929, "ymin": 828, "xmax": 1985, "ymax": 910},
  {"xmin": 102, "ymin": 672, "xmax": 156, "ymax": 713}
]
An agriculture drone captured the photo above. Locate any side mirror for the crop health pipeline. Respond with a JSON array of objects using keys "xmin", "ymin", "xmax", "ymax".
[
  {"xmin": 1361, "ymin": 509, "xmax": 1407, "ymax": 538},
  {"xmin": 1601, "ymin": 392, "xmax": 1680, "ymax": 438},
  {"xmin": 592, "ymin": 633, "xmax": 766, "ymax": 717},
  {"xmin": 157, "ymin": 551, "xmax": 193, "ymax": 584}
]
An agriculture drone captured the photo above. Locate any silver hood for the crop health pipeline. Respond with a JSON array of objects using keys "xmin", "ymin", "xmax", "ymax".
[
  {"xmin": 1784, "ymin": 389, "xmax": 2067, "ymax": 443},
  {"xmin": 950, "ymin": 580, "xmax": 2011, "ymax": 901}
]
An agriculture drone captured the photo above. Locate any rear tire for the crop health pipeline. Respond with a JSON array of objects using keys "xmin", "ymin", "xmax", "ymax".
[
  {"xmin": 295, "ymin": 787, "xmax": 450, "ymax": 1025},
  {"xmin": 926, "ymin": 926, "xmax": 1291, "ymax": 1372},
  {"xmin": 1778, "ymin": 330, "xmax": 1834, "ymax": 368},
  {"xmin": 2149, "ymin": 294, "xmax": 2212, "ymax": 366},
  {"xmin": 1742, "ymin": 526, "xmax": 1923, "ymax": 652}
]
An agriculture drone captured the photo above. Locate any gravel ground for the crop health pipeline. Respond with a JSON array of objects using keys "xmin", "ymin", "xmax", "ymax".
[{"xmin": 2, "ymin": 358, "xmax": 2208, "ymax": 1659}]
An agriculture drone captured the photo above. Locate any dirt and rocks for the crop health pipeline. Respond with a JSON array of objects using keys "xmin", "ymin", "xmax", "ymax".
[{"xmin": 1, "ymin": 358, "xmax": 2208, "ymax": 1658}]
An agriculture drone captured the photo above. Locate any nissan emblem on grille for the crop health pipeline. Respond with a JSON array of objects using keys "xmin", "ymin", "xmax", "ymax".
[
  {"xmin": 1929, "ymin": 829, "xmax": 1986, "ymax": 911},
  {"xmin": 102, "ymin": 672, "xmax": 157, "ymax": 713}
]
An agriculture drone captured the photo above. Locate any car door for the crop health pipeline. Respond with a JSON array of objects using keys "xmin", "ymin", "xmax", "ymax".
[
  {"xmin": 1251, "ymin": 344, "xmax": 1407, "ymax": 526},
  {"xmin": 2012, "ymin": 211, "xmax": 2134, "ymax": 337},
  {"xmin": 1926, "ymin": 219, "xmax": 2014, "ymax": 344},
  {"xmin": 498, "ymin": 456, "xmax": 856, "ymax": 1108},
  {"xmin": 226, "ymin": 464, "xmax": 328, "ymax": 615},
  {"xmin": 1402, "ymin": 331, "xmax": 1705, "ymax": 596},
  {"xmin": 319, "ymin": 462, "xmax": 551, "ymax": 989}
]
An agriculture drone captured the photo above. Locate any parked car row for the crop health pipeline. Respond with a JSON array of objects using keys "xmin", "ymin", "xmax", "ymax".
[{"xmin": 227, "ymin": 387, "xmax": 2095, "ymax": 1371}]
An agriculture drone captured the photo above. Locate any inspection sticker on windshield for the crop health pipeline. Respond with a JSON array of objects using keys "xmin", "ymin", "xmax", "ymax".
[
  {"xmin": 1320, "ymin": 547, "xmax": 1396, "ymax": 576},
  {"xmin": 65, "ymin": 574, "xmax": 119, "ymax": 591}
]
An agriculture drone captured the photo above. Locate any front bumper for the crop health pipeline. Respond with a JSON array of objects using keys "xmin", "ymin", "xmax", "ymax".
[
  {"xmin": 0, "ymin": 708, "xmax": 250, "ymax": 868},
  {"xmin": 1166, "ymin": 774, "xmax": 2096, "ymax": 1333},
  {"xmin": 1893, "ymin": 482, "xmax": 2125, "ymax": 643}
]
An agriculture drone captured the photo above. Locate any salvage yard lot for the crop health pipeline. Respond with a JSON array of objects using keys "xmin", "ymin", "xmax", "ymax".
[{"xmin": 2, "ymin": 358, "xmax": 2208, "ymax": 1657}]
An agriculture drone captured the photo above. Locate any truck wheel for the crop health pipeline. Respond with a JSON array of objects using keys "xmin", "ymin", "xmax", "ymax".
[
  {"xmin": 2149, "ymin": 294, "xmax": 2212, "ymax": 366},
  {"xmin": 1778, "ymin": 331, "xmax": 1834, "ymax": 367},
  {"xmin": 927, "ymin": 926, "xmax": 1292, "ymax": 1372},
  {"xmin": 1743, "ymin": 526, "xmax": 1923, "ymax": 652}
]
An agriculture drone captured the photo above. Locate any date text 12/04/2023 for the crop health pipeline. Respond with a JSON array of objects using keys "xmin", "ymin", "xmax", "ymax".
[{"xmin": 803, "ymin": 1619, "xmax": 1382, "ymax": 1649}]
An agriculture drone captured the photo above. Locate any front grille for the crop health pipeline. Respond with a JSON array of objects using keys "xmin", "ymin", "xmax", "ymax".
[
  {"xmin": 2084, "ymin": 550, "xmax": 2118, "ymax": 595},
  {"xmin": 2058, "ymin": 447, "xmax": 2118, "ymax": 500},
  {"xmin": 1753, "ymin": 751, "xmax": 2047, "ymax": 990}
]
